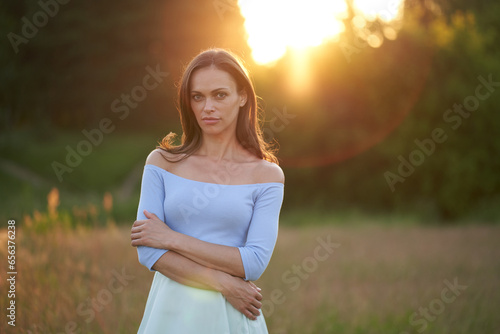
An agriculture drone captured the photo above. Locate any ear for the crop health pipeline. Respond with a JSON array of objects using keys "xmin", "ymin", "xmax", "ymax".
[{"xmin": 239, "ymin": 89, "xmax": 248, "ymax": 107}]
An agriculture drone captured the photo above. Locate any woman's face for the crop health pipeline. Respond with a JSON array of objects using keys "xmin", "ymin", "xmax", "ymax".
[{"xmin": 190, "ymin": 66, "xmax": 247, "ymax": 137}]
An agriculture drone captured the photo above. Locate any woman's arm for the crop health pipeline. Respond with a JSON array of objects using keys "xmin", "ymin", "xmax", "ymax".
[
  {"xmin": 132, "ymin": 183, "xmax": 284, "ymax": 281},
  {"xmin": 132, "ymin": 210, "xmax": 245, "ymax": 277},
  {"xmin": 147, "ymin": 248, "xmax": 263, "ymax": 320},
  {"xmin": 133, "ymin": 157, "xmax": 265, "ymax": 319}
]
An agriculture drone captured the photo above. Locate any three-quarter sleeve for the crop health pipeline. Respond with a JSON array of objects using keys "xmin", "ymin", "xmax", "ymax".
[
  {"xmin": 136, "ymin": 165, "xmax": 169, "ymax": 271},
  {"xmin": 238, "ymin": 184, "xmax": 284, "ymax": 281}
]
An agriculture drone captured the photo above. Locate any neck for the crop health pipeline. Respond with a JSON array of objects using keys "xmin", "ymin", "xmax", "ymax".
[{"xmin": 197, "ymin": 131, "xmax": 241, "ymax": 162}]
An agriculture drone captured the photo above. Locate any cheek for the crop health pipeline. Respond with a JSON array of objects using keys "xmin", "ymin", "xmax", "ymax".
[
  {"xmin": 190, "ymin": 102, "xmax": 203, "ymax": 116},
  {"xmin": 225, "ymin": 98, "xmax": 241, "ymax": 114},
  {"xmin": 222, "ymin": 105, "xmax": 239, "ymax": 122}
]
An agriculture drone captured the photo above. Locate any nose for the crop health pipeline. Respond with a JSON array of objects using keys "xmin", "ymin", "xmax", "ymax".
[{"xmin": 203, "ymin": 97, "xmax": 215, "ymax": 113}]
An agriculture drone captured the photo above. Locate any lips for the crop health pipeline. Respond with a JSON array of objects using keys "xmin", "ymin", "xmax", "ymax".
[{"xmin": 202, "ymin": 116, "xmax": 220, "ymax": 125}]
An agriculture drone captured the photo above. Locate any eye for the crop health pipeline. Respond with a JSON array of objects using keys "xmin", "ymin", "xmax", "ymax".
[
  {"xmin": 216, "ymin": 92, "xmax": 227, "ymax": 99},
  {"xmin": 191, "ymin": 94, "xmax": 203, "ymax": 101}
]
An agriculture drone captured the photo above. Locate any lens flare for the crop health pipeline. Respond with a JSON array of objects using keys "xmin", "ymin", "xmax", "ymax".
[{"xmin": 238, "ymin": 0, "xmax": 405, "ymax": 64}]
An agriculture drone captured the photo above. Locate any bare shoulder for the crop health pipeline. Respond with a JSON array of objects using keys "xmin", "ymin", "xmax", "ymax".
[
  {"xmin": 254, "ymin": 160, "xmax": 285, "ymax": 184},
  {"xmin": 145, "ymin": 149, "xmax": 183, "ymax": 171}
]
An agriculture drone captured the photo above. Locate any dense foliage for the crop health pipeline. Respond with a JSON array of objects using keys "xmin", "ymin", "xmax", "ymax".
[{"xmin": 1, "ymin": 0, "xmax": 499, "ymax": 220}]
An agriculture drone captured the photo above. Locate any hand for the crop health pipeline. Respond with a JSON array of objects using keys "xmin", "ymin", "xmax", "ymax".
[
  {"xmin": 131, "ymin": 210, "xmax": 174, "ymax": 249},
  {"xmin": 219, "ymin": 274, "xmax": 263, "ymax": 320}
]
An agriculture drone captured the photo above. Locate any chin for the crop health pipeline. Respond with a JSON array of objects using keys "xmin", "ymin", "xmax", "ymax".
[{"xmin": 200, "ymin": 126, "xmax": 223, "ymax": 135}]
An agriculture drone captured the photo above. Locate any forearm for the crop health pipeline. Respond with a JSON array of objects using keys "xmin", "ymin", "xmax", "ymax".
[
  {"xmin": 151, "ymin": 250, "xmax": 262, "ymax": 321},
  {"xmin": 151, "ymin": 250, "xmax": 229, "ymax": 292},
  {"xmin": 133, "ymin": 213, "xmax": 245, "ymax": 277},
  {"xmin": 169, "ymin": 233, "xmax": 245, "ymax": 278}
]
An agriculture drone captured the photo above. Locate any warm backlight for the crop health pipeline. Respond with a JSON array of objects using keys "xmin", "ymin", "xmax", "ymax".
[{"xmin": 238, "ymin": 0, "xmax": 405, "ymax": 65}]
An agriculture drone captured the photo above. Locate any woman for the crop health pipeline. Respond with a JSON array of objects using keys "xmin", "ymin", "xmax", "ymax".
[{"xmin": 130, "ymin": 48, "xmax": 284, "ymax": 333}]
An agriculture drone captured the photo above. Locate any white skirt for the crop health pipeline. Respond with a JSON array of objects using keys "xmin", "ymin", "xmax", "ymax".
[{"xmin": 138, "ymin": 272, "xmax": 269, "ymax": 334}]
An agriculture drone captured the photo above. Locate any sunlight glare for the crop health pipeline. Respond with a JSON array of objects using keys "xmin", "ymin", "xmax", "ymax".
[
  {"xmin": 352, "ymin": 0, "xmax": 404, "ymax": 22},
  {"xmin": 238, "ymin": 0, "xmax": 405, "ymax": 65},
  {"xmin": 238, "ymin": 0, "xmax": 347, "ymax": 64},
  {"xmin": 367, "ymin": 33, "xmax": 383, "ymax": 48}
]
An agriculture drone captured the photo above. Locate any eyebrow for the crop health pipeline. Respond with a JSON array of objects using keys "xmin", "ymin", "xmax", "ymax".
[{"xmin": 191, "ymin": 87, "xmax": 230, "ymax": 94}]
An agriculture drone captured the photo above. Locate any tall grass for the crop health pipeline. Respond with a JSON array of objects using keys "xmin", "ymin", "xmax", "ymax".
[
  {"xmin": 22, "ymin": 187, "xmax": 116, "ymax": 233},
  {"xmin": 1, "ymin": 219, "xmax": 499, "ymax": 333},
  {"xmin": 0, "ymin": 130, "xmax": 157, "ymax": 223},
  {"xmin": 1, "ymin": 131, "xmax": 499, "ymax": 333}
]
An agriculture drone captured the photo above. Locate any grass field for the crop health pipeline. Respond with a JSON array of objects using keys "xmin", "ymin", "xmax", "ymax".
[
  {"xmin": 1, "ymin": 130, "xmax": 499, "ymax": 333},
  {"xmin": 0, "ymin": 129, "xmax": 165, "ymax": 224},
  {"xmin": 1, "ymin": 220, "xmax": 499, "ymax": 334}
]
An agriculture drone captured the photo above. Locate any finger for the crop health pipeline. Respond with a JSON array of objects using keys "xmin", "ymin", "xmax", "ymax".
[
  {"xmin": 244, "ymin": 310, "xmax": 257, "ymax": 321},
  {"xmin": 249, "ymin": 282, "xmax": 261, "ymax": 291},
  {"xmin": 254, "ymin": 290, "xmax": 262, "ymax": 301},
  {"xmin": 251, "ymin": 299, "xmax": 262, "ymax": 310},
  {"xmin": 132, "ymin": 220, "xmax": 146, "ymax": 228},
  {"xmin": 131, "ymin": 222, "xmax": 144, "ymax": 231},
  {"xmin": 143, "ymin": 210, "xmax": 159, "ymax": 220},
  {"xmin": 131, "ymin": 236, "xmax": 146, "ymax": 247},
  {"xmin": 131, "ymin": 225, "xmax": 142, "ymax": 233},
  {"xmin": 249, "ymin": 305, "xmax": 261, "ymax": 316}
]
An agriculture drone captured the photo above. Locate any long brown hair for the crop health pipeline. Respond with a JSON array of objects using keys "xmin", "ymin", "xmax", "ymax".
[{"xmin": 158, "ymin": 48, "xmax": 278, "ymax": 164}]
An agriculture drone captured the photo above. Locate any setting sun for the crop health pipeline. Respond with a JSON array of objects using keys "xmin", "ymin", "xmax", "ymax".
[{"xmin": 238, "ymin": 0, "xmax": 405, "ymax": 65}]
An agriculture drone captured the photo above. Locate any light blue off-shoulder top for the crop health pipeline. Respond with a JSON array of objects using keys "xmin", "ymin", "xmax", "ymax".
[{"xmin": 136, "ymin": 164, "xmax": 284, "ymax": 281}]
